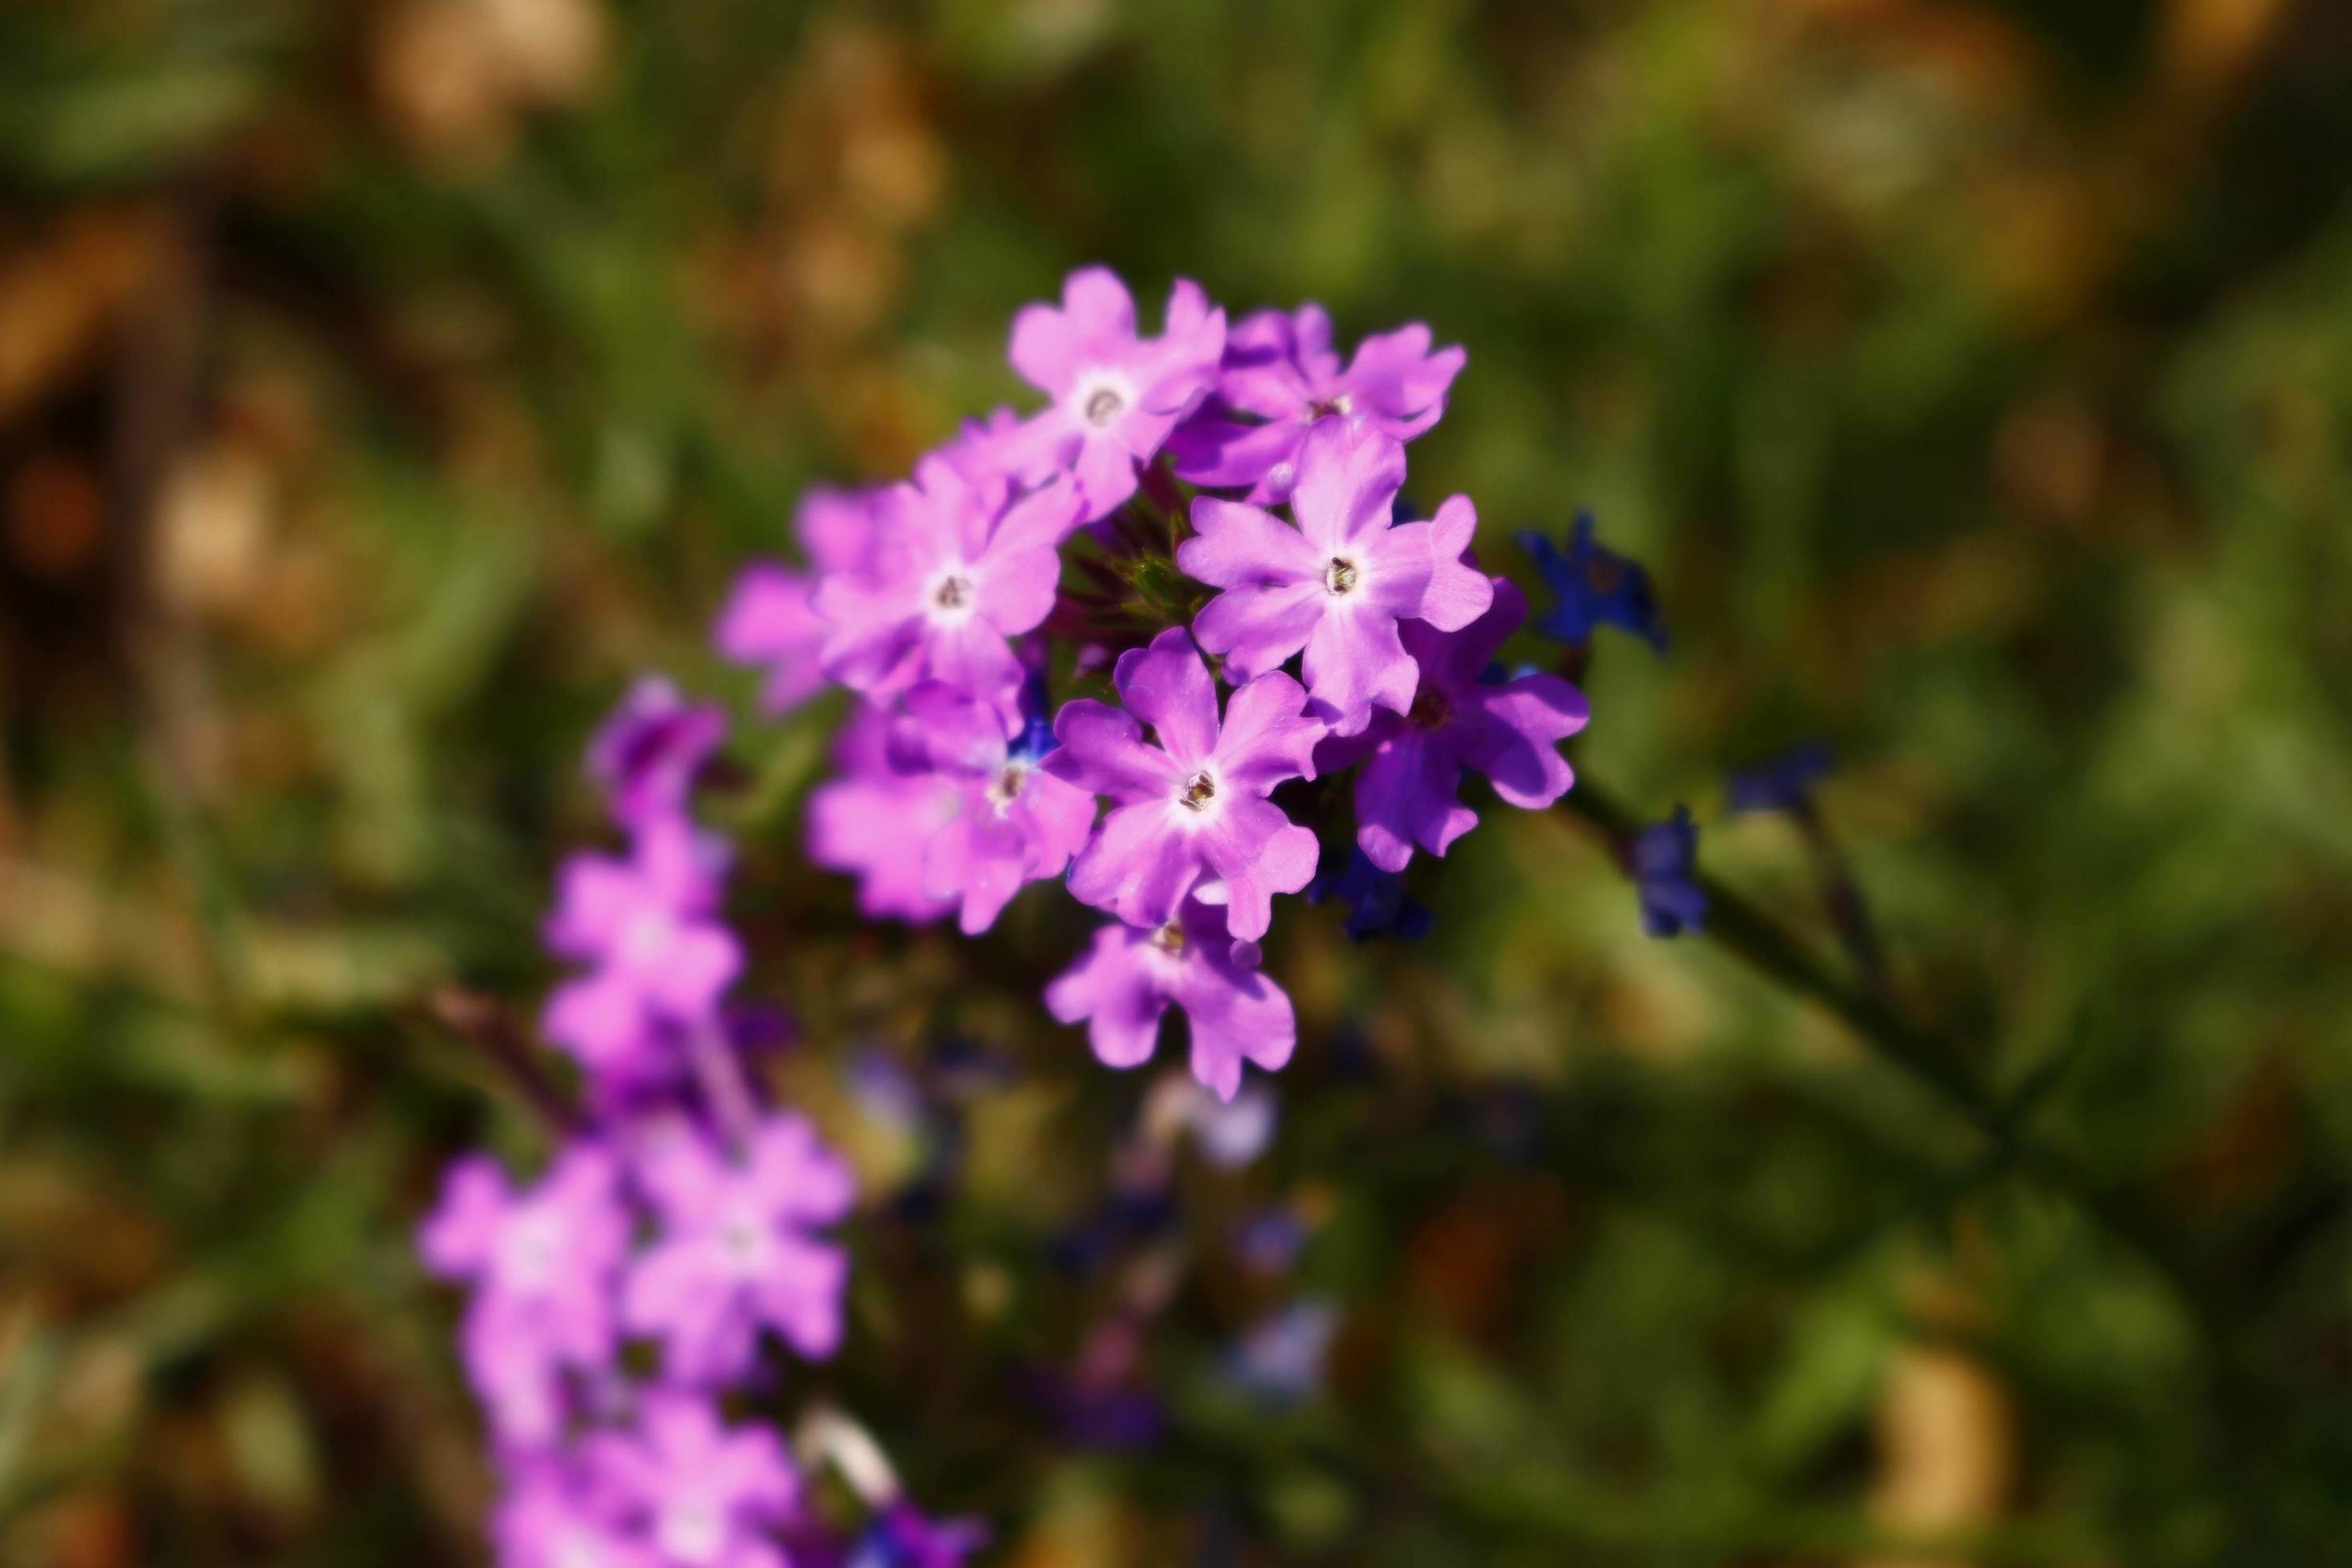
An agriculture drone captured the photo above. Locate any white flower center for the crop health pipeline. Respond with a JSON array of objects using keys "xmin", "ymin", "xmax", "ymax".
[
  {"xmin": 618, "ymin": 906, "xmax": 675, "ymax": 968},
  {"xmin": 1071, "ymin": 370, "xmax": 1136, "ymax": 430},
  {"xmin": 498, "ymin": 1210, "xmax": 566, "ymax": 1291},
  {"xmin": 1177, "ymin": 769, "xmax": 1218, "ymax": 812},
  {"xmin": 1150, "ymin": 921, "xmax": 1186, "ymax": 954},
  {"xmin": 661, "ymin": 1498, "xmax": 726, "ymax": 1565},
  {"xmin": 931, "ymin": 572, "xmax": 974, "ymax": 611},
  {"xmin": 986, "ymin": 760, "xmax": 1028, "ymax": 812},
  {"xmin": 1322, "ymin": 556, "xmax": 1361, "ymax": 595}
]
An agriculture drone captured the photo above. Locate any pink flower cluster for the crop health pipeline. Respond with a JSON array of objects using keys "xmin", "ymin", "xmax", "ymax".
[
  {"xmin": 721, "ymin": 267, "xmax": 1591, "ymax": 1105},
  {"xmin": 420, "ymin": 680, "xmax": 976, "ymax": 1567}
]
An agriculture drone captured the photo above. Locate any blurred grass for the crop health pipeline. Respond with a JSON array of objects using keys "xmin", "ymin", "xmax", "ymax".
[{"xmin": 2, "ymin": 0, "xmax": 2352, "ymax": 1562}]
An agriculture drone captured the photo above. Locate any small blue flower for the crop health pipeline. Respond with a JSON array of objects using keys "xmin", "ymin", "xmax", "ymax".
[
  {"xmin": 1307, "ymin": 848, "xmax": 1434, "ymax": 942},
  {"xmin": 1726, "ymin": 742, "xmax": 1834, "ymax": 817},
  {"xmin": 1631, "ymin": 806, "xmax": 1706, "ymax": 938},
  {"xmin": 1224, "ymin": 1298, "xmax": 1341, "ymax": 1406},
  {"xmin": 849, "ymin": 1503, "xmax": 989, "ymax": 1568},
  {"xmin": 1518, "ymin": 511, "xmax": 1669, "ymax": 653}
]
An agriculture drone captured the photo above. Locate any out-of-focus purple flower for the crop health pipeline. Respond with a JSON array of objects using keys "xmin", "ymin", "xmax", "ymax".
[
  {"xmin": 1004, "ymin": 266, "xmax": 1226, "ymax": 522},
  {"xmin": 1187, "ymin": 1083, "xmax": 1278, "ymax": 1168},
  {"xmin": 624, "ymin": 1115, "xmax": 854, "ymax": 1384},
  {"xmin": 893, "ymin": 682, "xmax": 1097, "ymax": 935},
  {"xmin": 1726, "ymin": 742, "xmax": 1834, "ymax": 816},
  {"xmin": 814, "ymin": 458, "xmax": 1082, "ymax": 713},
  {"xmin": 1170, "ymin": 305, "xmax": 1464, "ymax": 502},
  {"xmin": 493, "ymin": 1457, "xmax": 658, "ymax": 1568},
  {"xmin": 1306, "ymin": 847, "xmax": 1434, "ymax": 942},
  {"xmin": 716, "ymin": 487, "xmax": 883, "ymax": 718},
  {"xmin": 1182, "ymin": 422, "xmax": 1493, "ymax": 735},
  {"xmin": 1231, "ymin": 1206, "xmax": 1310, "ymax": 1274},
  {"xmin": 808, "ymin": 709, "xmax": 960, "ymax": 925},
  {"xmin": 1224, "ymin": 1299, "xmax": 1340, "ymax": 1407},
  {"xmin": 1043, "ymin": 629, "xmax": 1321, "ymax": 941},
  {"xmin": 1632, "ymin": 806, "xmax": 1706, "ymax": 938},
  {"xmin": 588, "ymin": 677, "xmax": 726, "ymax": 831},
  {"xmin": 542, "ymin": 817, "xmax": 741, "ymax": 1083},
  {"xmin": 847, "ymin": 1504, "xmax": 989, "ymax": 1568},
  {"xmin": 1044, "ymin": 898, "xmax": 1297, "ymax": 1102},
  {"xmin": 1352, "ymin": 577, "xmax": 1589, "ymax": 870},
  {"xmin": 1518, "ymin": 511, "xmax": 1669, "ymax": 653},
  {"xmin": 590, "ymin": 1393, "xmax": 799, "ymax": 1568},
  {"xmin": 418, "ymin": 1146, "xmax": 632, "ymax": 1446}
]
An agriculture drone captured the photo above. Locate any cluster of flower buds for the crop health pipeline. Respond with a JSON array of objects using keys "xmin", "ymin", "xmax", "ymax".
[
  {"xmin": 720, "ymin": 267, "xmax": 1601, "ymax": 1102},
  {"xmin": 420, "ymin": 678, "xmax": 978, "ymax": 1568}
]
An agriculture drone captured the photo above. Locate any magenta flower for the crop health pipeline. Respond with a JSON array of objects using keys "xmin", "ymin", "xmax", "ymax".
[
  {"xmin": 807, "ymin": 708, "xmax": 960, "ymax": 924},
  {"xmin": 587, "ymin": 676, "xmax": 726, "ymax": 830},
  {"xmin": 1179, "ymin": 421, "xmax": 1493, "ymax": 735},
  {"xmin": 814, "ymin": 458, "xmax": 1081, "ymax": 711},
  {"xmin": 494, "ymin": 1459, "xmax": 660, "ymax": 1568},
  {"xmin": 1354, "ymin": 578, "xmax": 1590, "ymax": 870},
  {"xmin": 1044, "ymin": 899, "xmax": 1297, "ymax": 1102},
  {"xmin": 418, "ymin": 1145, "xmax": 633, "ymax": 1446},
  {"xmin": 589, "ymin": 1393, "xmax": 799, "ymax": 1568},
  {"xmin": 1042, "ymin": 628, "xmax": 1321, "ymax": 942},
  {"xmin": 894, "ymin": 682, "xmax": 1097, "ymax": 935},
  {"xmin": 716, "ymin": 487, "xmax": 881, "ymax": 716},
  {"xmin": 1170, "ymin": 304, "xmax": 1464, "ymax": 501},
  {"xmin": 542, "ymin": 817, "xmax": 741, "ymax": 1082},
  {"xmin": 622, "ymin": 1114, "xmax": 854, "ymax": 1384},
  {"xmin": 1005, "ymin": 266, "xmax": 1226, "ymax": 522}
]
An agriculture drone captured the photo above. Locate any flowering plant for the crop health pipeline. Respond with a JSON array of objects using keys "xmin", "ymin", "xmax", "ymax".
[{"xmin": 421, "ymin": 265, "xmax": 1720, "ymax": 1564}]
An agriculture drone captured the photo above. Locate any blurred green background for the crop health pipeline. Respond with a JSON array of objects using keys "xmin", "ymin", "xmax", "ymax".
[{"xmin": 4, "ymin": 0, "xmax": 2351, "ymax": 1562}]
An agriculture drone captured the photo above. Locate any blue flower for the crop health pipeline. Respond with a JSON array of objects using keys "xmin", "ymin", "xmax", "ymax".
[
  {"xmin": 1224, "ymin": 1299, "xmax": 1341, "ymax": 1406},
  {"xmin": 1726, "ymin": 742, "xmax": 1834, "ymax": 817},
  {"xmin": 1631, "ymin": 806, "xmax": 1706, "ymax": 937},
  {"xmin": 1308, "ymin": 848, "xmax": 1434, "ymax": 942},
  {"xmin": 1518, "ymin": 511, "xmax": 1669, "ymax": 653}
]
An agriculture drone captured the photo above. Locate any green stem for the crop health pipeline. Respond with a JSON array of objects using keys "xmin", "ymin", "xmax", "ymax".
[{"xmin": 1555, "ymin": 778, "xmax": 2216, "ymax": 1331}]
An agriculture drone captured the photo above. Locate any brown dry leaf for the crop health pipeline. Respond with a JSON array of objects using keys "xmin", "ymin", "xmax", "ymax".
[
  {"xmin": 1862, "ymin": 1342, "xmax": 2017, "ymax": 1568},
  {"xmin": 0, "ymin": 210, "xmax": 174, "ymax": 423}
]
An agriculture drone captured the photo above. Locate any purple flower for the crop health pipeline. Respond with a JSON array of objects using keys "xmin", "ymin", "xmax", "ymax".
[
  {"xmin": 807, "ymin": 708, "xmax": 960, "ymax": 925},
  {"xmin": 1633, "ymin": 806, "xmax": 1706, "ymax": 937},
  {"xmin": 493, "ymin": 1458, "xmax": 659, "ymax": 1568},
  {"xmin": 1518, "ymin": 511, "xmax": 1669, "ymax": 653},
  {"xmin": 848, "ymin": 1505, "xmax": 989, "ymax": 1568},
  {"xmin": 542, "ymin": 817, "xmax": 742, "ymax": 1083},
  {"xmin": 1170, "ymin": 304, "xmax": 1464, "ymax": 501},
  {"xmin": 1350, "ymin": 577, "xmax": 1589, "ymax": 870},
  {"xmin": 1726, "ymin": 742, "xmax": 1834, "ymax": 817},
  {"xmin": 589, "ymin": 1393, "xmax": 799, "ymax": 1568},
  {"xmin": 1042, "ymin": 628, "xmax": 1320, "ymax": 942},
  {"xmin": 1005, "ymin": 266, "xmax": 1226, "ymax": 522},
  {"xmin": 1044, "ymin": 898, "xmax": 1297, "ymax": 1102},
  {"xmin": 717, "ymin": 488, "xmax": 882, "ymax": 717},
  {"xmin": 624, "ymin": 1114, "xmax": 855, "ymax": 1384},
  {"xmin": 892, "ymin": 682, "xmax": 1097, "ymax": 935},
  {"xmin": 1180, "ymin": 421, "xmax": 1493, "ymax": 734},
  {"xmin": 814, "ymin": 458, "xmax": 1082, "ymax": 712},
  {"xmin": 418, "ymin": 1145, "xmax": 633, "ymax": 1446}
]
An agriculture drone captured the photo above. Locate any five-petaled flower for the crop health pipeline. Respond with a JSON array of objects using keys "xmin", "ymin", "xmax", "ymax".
[
  {"xmin": 1350, "ymin": 577, "xmax": 1590, "ymax": 870},
  {"xmin": 1003, "ymin": 266, "xmax": 1226, "ymax": 522},
  {"xmin": 587, "ymin": 1393, "xmax": 800, "ymax": 1568},
  {"xmin": 1042, "ymin": 628, "xmax": 1322, "ymax": 942},
  {"xmin": 892, "ymin": 681, "xmax": 1098, "ymax": 935},
  {"xmin": 418, "ymin": 1145, "xmax": 633, "ymax": 1445},
  {"xmin": 541, "ymin": 816, "xmax": 742, "ymax": 1082},
  {"xmin": 1171, "ymin": 304, "xmax": 1464, "ymax": 502},
  {"xmin": 1181, "ymin": 420, "xmax": 1492, "ymax": 735},
  {"xmin": 1045, "ymin": 898, "xmax": 1298, "ymax": 1102},
  {"xmin": 623, "ymin": 1114, "xmax": 855, "ymax": 1385},
  {"xmin": 815, "ymin": 458, "xmax": 1082, "ymax": 714}
]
